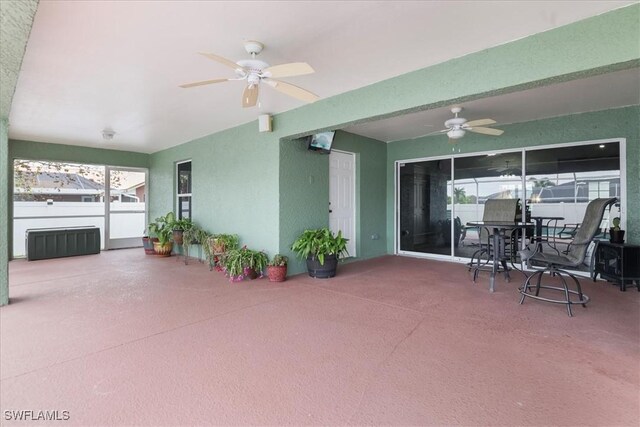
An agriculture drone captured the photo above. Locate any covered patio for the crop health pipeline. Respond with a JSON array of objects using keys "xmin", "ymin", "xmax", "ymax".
[{"xmin": 2, "ymin": 249, "xmax": 637, "ymax": 425}]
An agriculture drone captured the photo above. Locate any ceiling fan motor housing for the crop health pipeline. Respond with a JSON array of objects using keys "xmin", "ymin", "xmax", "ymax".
[{"xmin": 444, "ymin": 117, "xmax": 467, "ymax": 129}]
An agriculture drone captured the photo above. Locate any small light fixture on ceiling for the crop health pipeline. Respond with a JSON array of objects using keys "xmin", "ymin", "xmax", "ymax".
[
  {"xmin": 599, "ymin": 144, "xmax": 606, "ymax": 148},
  {"xmin": 447, "ymin": 129, "xmax": 465, "ymax": 140},
  {"xmin": 102, "ymin": 129, "xmax": 116, "ymax": 141}
]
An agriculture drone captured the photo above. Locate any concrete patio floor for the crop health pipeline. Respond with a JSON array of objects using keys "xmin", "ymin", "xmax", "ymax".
[{"xmin": 1, "ymin": 249, "xmax": 638, "ymax": 426}]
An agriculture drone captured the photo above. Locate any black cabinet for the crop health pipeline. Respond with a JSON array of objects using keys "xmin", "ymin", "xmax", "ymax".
[{"xmin": 592, "ymin": 241, "xmax": 640, "ymax": 291}]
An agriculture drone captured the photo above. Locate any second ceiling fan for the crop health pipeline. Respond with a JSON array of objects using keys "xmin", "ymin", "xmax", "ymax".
[
  {"xmin": 180, "ymin": 40, "xmax": 319, "ymax": 108},
  {"xmin": 436, "ymin": 107, "xmax": 504, "ymax": 143}
]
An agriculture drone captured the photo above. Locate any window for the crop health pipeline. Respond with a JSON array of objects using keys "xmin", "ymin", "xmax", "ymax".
[{"xmin": 176, "ymin": 160, "xmax": 192, "ymax": 219}]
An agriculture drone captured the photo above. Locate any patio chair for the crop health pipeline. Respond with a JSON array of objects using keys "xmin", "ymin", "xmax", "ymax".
[
  {"xmin": 468, "ymin": 198, "xmax": 520, "ymax": 276},
  {"xmin": 518, "ymin": 197, "xmax": 617, "ymax": 316}
]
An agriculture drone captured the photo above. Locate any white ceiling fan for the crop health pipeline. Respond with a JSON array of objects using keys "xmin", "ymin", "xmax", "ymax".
[
  {"xmin": 180, "ymin": 40, "xmax": 319, "ymax": 108},
  {"xmin": 437, "ymin": 107, "xmax": 504, "ymax": 143}
]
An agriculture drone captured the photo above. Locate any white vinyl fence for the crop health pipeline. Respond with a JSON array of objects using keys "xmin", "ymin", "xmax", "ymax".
[{"xmin": 13, "ymin": 202, "xmax": 145, "ymax": 257}]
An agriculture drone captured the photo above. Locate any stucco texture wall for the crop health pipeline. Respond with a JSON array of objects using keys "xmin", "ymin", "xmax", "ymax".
[
  {"xmin": 1, "ymin": 119, "xmax": 9, "ymax": 305},
  {"xmin": 279, "ymin": 131, "xmax": 387, "ymax": 275},
  {"xmin": 149, "ymin": 122, "xmax": 281, "ymax": 256}
]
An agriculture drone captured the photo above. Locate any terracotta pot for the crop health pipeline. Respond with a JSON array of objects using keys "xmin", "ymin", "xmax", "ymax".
[
  {"xmin": 267, "ymin": 265, "xmax": 287, "ymax": 282},
  {"xmin": 153, "ymin": 241, "xmax": 173, "ymax": 256},
  {"xmin": 210, "ymin": 239, "xmax": 225, "ymax": 254}
]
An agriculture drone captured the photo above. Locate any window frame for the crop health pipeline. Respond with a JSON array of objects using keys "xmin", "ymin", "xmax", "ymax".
[{"xmin": 176, "ymin": 160, "xmax": 192, "ymax": 220}]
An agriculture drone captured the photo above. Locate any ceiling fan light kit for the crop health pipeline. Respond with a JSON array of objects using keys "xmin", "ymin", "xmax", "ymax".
[{"xmin": 180, "ymin": 40, "xmax": 319, "ymax": 108}]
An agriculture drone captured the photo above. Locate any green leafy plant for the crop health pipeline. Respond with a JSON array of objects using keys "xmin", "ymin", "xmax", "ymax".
[
  {"xmin": 182, "ymin": 224, "xmax": 205, "ymax": 246},
  {"xmin": 209, "ymin": 234, "xmax": 240, "ymax": 253},
  {"xmin": 268, "ymin": 254, "xmax": 288, "ymax": 267},
  {"xmin": 291, "ymin": 228, "xmax": 349, "ymax": 265},
  {"xmin": 204, "ymin": 234, "xmax": 239, "ymax": 270},
  {"xmin": 147, "ymin": 212, "xmax": 175, "ymax": 245},
  {"xmin": 171, "ymin": 217, "xmax": 194, "ymax": 231},
  {"xmin": 223, "ymin": 247, "xmax": 268, "ymax": 281}
]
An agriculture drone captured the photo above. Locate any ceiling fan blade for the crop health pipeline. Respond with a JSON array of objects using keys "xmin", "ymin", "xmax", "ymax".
[
  {"xmin": 263, "ymin": 62, "xmax": 315, "ymax": 78},
  {"xmin": 264, "ymin": 79, "xmax": 319, "ymax": 103},
  {"xmin": 468, "ymin": 126, "xmax": 504, "ymax": 136},
  {"xmin": 179, "ymin": 78, "xmax": 229, "ymax": 88},
  {"xmin": 464, "ymin": 118, "xmax": 496, "ymax": 127},
  {"xmin": 198, "ymin": 52, "xmax": 245, "ymax": 72},
  {"xmin": 242, "ymin": 84, "xmax": 259, "ymax": 108}
]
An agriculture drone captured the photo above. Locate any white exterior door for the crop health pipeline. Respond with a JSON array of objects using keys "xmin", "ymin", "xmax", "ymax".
[{"xmin": 329, "ymin": 150, "xmax": 356, "ymax": 257}]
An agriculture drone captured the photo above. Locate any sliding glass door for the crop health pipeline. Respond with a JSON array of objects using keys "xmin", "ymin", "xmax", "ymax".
[
  {"xmin": 525, "ymin": 141, "xmax": 621, "ymax": 261},
  {"xmin": 453, "ymin": 153, "xmax": 523, "ymax": 258},
  {"xmin": 398, "ymin": 159, "xmax": 452, "ymax": 256},
  {"xmin": 396, "ymin": 139, "xmax": 624, "ymax": 265}
]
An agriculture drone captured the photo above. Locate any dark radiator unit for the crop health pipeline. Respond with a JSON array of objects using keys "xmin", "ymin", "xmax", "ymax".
[{"xmin": 26, "ymin": 227, "xmax": 101, "ymax": 261}]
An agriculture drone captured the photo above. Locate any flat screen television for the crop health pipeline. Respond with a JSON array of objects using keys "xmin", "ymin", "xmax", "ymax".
[{"xmin": 307, "ymin": 131, "xmax": 335, "ymax": 154}]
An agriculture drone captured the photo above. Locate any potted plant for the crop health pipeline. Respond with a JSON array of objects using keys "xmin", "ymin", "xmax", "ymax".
[
  {"xmin": 148, "ymin": 212, "xmax": 174, "ymax": 256},
  {"xmin": 610, "ymin": 217, "xmax": 625, "ymax": 244},
  {"xmin": 209, "ymin": 234, "xmax": 239, "ymax": 254},
  {"xmin": 267, "ymin": 254, "xmax": 288, "ymax": 282},
  {"xmin": 170, "ymin": 217, "xmax": 193, "ymax": 246},
  {"xmin": 182, "ymin": 224, "xmax": 207, "ymax": 263},
  {"xmin": 291, "ymin": 228, "xmax": 349, "ymax": 278},
  {"xmin": 205, "ymin": 234, "xmax": 239, "ymax": 270},
  {"xmin": 223, "ymin": 246, "xmax": 268, "ymax": 282}
]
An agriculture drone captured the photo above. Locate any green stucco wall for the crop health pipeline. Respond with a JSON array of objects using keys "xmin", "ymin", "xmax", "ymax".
[
  {"xmin": 148, "ymin": 122, "xmax": 280, "ymax": 256},
  {"xmin": 9, "ymin": 139, "xmax": 150, "ymax": 167},
  {"xmin": 386, "ymin": 106, "xmax": 640, "ymax": 250},
  {"xmin": 1, "ymin": 0, "xmax": 39, "ymax": 305},
  {"xmin": 1, "ymin": 119, "xmax": 9, "ymax": 305},
  {"xmin": 278, "ymin": 131, "xmax": 387, "ymax": 275},
  {"xmin": 0, "ymin": 0, "xmax": 38, "ymax": 118}
]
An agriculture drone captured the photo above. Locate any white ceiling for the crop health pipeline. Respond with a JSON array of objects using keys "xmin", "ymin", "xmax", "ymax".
[
  {"xmin": 344, "ymin": 68, "xmax": 640, "ymax": 142},
  {"xmin": 8, "ymin": 0, "xmax": 638, "ymax": 153}
]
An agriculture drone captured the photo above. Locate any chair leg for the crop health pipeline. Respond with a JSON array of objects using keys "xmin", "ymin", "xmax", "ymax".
[
  {"xmin": 557, "ymin": 273, "xmax": 573, "ymax": 317},
  {"xmin": 535, "ymin": 270, "xmax": 543, "ymax": 296},
  {"xmin": 519, "ymin": 270, "xmax": 541, "ymax": 304}
]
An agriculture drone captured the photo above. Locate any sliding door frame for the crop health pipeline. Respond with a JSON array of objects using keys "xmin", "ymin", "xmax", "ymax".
[{"xmin": 394, "ymin": 137, "xmax": 627, "ymax": 267}]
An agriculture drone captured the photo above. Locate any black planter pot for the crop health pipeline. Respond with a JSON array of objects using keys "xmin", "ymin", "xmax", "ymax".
[
  {"xmin": 306, "ymin": 254, "xmax": 338, "ymax": 279},
  {"xmin": 610, "ymin": 228, "xmax": 625, "ymax": 244}
]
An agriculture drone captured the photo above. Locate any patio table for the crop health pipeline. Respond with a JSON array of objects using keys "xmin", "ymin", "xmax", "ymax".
[
  {"xmin": 467, "ymin": 221, "xmax": 534, "ymax": 293},
  {"xmin": 530, "ymin": 215, "xmax": 565, "ymax": 252}
]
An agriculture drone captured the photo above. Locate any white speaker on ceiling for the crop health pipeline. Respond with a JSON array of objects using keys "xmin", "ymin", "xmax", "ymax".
[{"xmin": 258, "ymin": 114, "xmax": 272, "ymax": 132}]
